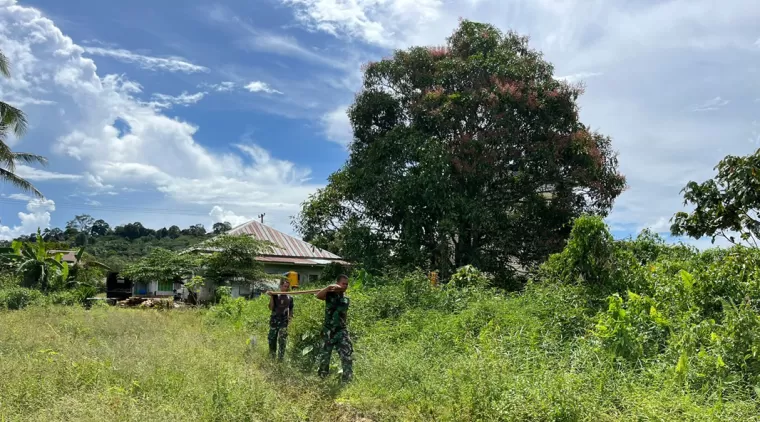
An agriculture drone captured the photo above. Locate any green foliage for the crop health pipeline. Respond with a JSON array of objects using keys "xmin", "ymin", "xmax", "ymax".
[
  {"xmin": 0, "ymin": 286, "xmax": 43, "ymax": 309},
  {"xmin": 1, "ymin": 50, "xmax": 47, "ymax": 198},
  {"xmin": 318, "ymin": 261, "xmax": 350, "ymax": 283},
  {"xmin": 214, "ymin": 285, "xmax": 233, "ymax": 302},
  {"xmin": 593, "ymin": 292, "xmax": 671, "ymax": 361},
  {"xmin": 296, "ymin": 20, "xmax": 625, "ymax": 285},
  {"xmin": 0, "ymin": 271, "xmax": 19, "ymax": 289},
  {"xmin": 46, "ymin": 285, "xmax": 97, "ymax": 307},
  {"xmin": 197, "ymin": 235, "xmax": 274, "ymax": 288},
  {"xmin": 122, "ymin": 248, "xmax": 197, "ymax": 284},
  {"xmin": 1, "ymin": 228, "xmax": 68, "ymax": 292},
  {"xmin": 449, "ymin": 265, "xmax": 493, "ymax": 289},
  {"xmin": 185, "ymin": 275, "xmax": 205, "ymax": 303},
  {"xmin": 671, "ymin": 147, "xmax": 760, "ymax": 247}
]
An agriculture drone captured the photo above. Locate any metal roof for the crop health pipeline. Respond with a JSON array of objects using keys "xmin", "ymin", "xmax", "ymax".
[
  {"xmin": 256, "ymin": 256, "xmax": 351, "ymax": 266},
  {"xmin": 227, "ymin": 220, "xmax": 343, "ymax": 260}
]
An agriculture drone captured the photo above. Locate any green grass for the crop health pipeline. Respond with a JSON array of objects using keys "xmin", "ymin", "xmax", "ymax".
[
  {"xmin": 0, "ymin": 305, "xmax": 366, "ymax": 422},
  {"xmin": 1, "ymin": 286, "xmax": 759, "ymax": 421}
]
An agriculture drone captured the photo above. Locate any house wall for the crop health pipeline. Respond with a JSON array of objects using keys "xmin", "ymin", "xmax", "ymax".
[
  {"xmin": 189, "ymin": 264, "xmax": 326, "ymax": 303},
  {"xmin": 132, "ymin": 281, "xmax": 176, "ymax": 297},
  {"xmin": 262, "ymin": 263, "xmax": 323, "ymax": 288}
]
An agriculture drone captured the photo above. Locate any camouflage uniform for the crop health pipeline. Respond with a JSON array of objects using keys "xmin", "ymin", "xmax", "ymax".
[
  {"xmin": 268, "ymin": 294, "xmax": 293, "ymax": 360},
  {"xmin": 318, "ymin": 292, "xmax": 353, "ymax": 381}
]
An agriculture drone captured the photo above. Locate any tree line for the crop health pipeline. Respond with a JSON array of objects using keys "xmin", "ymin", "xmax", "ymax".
[{"xmin": 7, "ymin": 215, "xmax": 233, "ymax": 245}]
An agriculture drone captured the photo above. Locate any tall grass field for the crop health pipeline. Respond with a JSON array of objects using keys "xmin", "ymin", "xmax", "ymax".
[{"xmin": 2, "ymin": 218, "xmax": 760, "ymax": 421}]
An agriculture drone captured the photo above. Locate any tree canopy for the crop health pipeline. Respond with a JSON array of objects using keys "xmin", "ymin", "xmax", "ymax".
[
  {"xmin": 295, "ymin": 20, "xmax": 625, "ymax": 284},
  {"xmin": 195, "ymin": 235, "xmax": 274, "ymax": 287},
  {"xmin": 671, "ymin": 148, "xmax": 760, "ymax": 247}
]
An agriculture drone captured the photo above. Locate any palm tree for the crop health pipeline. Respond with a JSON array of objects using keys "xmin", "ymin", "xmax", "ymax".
[{"xmin": 1, "ymin": 50, "xmax": 47, "ymax": 198}]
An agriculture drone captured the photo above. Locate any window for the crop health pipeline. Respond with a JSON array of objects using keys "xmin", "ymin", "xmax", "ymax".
[{"xmin": 157, "ymin": 280, "xmax": 173, "ymax": 292}]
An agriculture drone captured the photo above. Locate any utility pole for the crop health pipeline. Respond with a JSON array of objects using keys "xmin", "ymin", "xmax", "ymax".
[{"xmin": 258, "ymin": 213, "xmax": 266, "ymax": 224}]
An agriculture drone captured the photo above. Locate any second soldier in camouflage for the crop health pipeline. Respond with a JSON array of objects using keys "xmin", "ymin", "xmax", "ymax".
[{"xmin": 316, "ymin": 274, "xmax": 352, "ymax": 382}]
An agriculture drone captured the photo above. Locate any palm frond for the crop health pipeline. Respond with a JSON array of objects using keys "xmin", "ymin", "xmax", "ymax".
[
  {"xmin": 0, "ymin": 101, "xmax": 28, "ymax": 137},
  {"xmin": 0, "ymin": 51, "xmax": 10, "ymax": 78},
  {"xmin": 11, "ymin": 152, "xmax": 47, "ymax": 166},
  {"xmin": 0, "ymin": 167, "xmax": 44, "ymax": 198}
]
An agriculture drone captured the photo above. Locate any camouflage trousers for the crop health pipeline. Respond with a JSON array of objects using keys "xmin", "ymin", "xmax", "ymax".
[
  {"xmin": 268, "ymin": 315, "xmax": 289, "ymax": 360},
  {"xmin": 318, "ymin": 328, "xmax": 353, "ymax": 381}
]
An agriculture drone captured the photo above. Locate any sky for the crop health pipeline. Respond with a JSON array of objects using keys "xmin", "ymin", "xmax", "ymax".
[{"xmin": 0, "ymin": 0, "xmax": 759, "ymax": 247}]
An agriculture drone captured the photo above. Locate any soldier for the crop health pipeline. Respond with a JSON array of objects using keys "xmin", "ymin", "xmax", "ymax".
[
  {"xmin": 266, "ymin": 278, "xmax": 293, "ymax": 361},
  {"xmin": 316, "ymin": 274, "xmax": 352, "ymax": 382}
]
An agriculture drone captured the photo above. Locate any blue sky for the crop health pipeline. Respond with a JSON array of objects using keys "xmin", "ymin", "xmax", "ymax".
[{"xmin": 1, "ymin": 0, "xmax": 759, "ymax": 247}]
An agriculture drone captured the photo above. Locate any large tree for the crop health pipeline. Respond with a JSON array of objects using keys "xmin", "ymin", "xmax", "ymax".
[
  {"xmin": 0, "ymin": 50, "xmax": 47, "ymax": 197},
  {"xmin": 296, "ymin": 21, "xmax": 625, "ymax": 283},
  {"xmin": 671, "ymin": 148, "xmax": 760, "ymax": 247}
]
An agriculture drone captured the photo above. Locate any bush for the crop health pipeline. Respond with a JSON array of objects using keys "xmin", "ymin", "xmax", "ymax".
[
  {"xmin": 319, "ymin": 262, "xmax": 350, "ymax": 283},
  {"xmin": 449, "ymin": 265, "xmax": 493, "ymax": 289},
  {"xmin": 0, "ymin": 272, "xmax": 20, "ymax": 289},
  {"xmin": 592, "ymin": 292, "xmax": 671, "ymax": 361},
  {"xmin": 0, "ymin": 287, "xmax": 43, "ymax": 310},
  {"xmin": 47, "ymin": 290, "xmax": 80, "ymax": 306}
]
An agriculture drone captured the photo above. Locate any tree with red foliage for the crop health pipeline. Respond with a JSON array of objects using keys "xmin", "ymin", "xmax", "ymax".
[{"xmin": 296, "ymin": 20, "xmax": 626, "ymax": 287}]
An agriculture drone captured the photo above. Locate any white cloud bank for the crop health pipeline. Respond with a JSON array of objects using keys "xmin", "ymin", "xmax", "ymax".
[{"xmin": 0, "ymin": 198, "xmax": 55, "ymax": 240}]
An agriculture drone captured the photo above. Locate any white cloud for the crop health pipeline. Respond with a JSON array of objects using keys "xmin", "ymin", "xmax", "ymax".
[
  {"xmin": 206, "ymin": 5, "xmax": 348, "ymax": 70},
  {"xmin": 244, "ymin": 81, "xmax": 282, "ymax": 95},
  {"xmin": 322, "ymin": 105, "xmax": 352, "ymax": 146},
  {"xmin": 0, "ymin": 198, "xmax": 55, "ymax": 240},
  {"xmin": 282, "ymin": 0, "xmax": 443, "ymax": 47},
  {"xmin": 2, "ymin": 193, "xmax": 32, "ymax": 201},
  {"xmin": 0, "ymin": 1, "xmax": 323, "ymax": 234},
  {"xmin": 555, "ymin": 72, "xmax": 602, "ymax": 83},
  {"xmin": 82, "ymin": 46, "xmax": 208, "ymax": 73},
  {"xmin": 209, "ymin": 205, "xmax": 252, "ymax": 227},
  {"xmin": 201, "ymin": 81, "xmax": 236, "ymax": 92},
  {"xmin": 149, "ymin": 91, "xmax": 206, "ymax": 109},
  {"xmin": 84, "ymin": 173, "xmax": 114, "ymax": 189},
  {"xmin": 691, "ymin": 96, "xmax": 730, "ymax": 112},
  {"xmin": 14, "ymin": 165, "xmax": 82, "ymax": 181}
]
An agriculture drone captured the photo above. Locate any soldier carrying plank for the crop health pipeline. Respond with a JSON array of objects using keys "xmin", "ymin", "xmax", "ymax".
[{"xmin": 316, "ymin": 274, "xmax": 353, "ymax": 382}]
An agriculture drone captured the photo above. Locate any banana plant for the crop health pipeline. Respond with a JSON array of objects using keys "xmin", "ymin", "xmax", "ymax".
[{"xmin": 0, "ymin": 228, "xmax": 66, "ymax": 292}]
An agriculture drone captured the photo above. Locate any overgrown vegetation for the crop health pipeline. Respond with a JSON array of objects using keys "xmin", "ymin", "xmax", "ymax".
[{"xmin": 3, "ymin": 221, "xmax": 760, "ymax": 420}]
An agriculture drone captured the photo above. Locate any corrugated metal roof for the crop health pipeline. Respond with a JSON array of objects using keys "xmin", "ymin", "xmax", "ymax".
[
  {"xmin": 227, "ymin": 220, "xmax": 343, "ymax": 260},
  {"xmin": 256, "ymin": 256, "xmax": 351, "ymax": 266}
]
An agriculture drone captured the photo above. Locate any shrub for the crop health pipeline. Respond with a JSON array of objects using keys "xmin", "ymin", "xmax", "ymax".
[
  {"xmin": 319, "ymin": 262, "xmax": 350, "ymax": 283},
  {"xmin": 0, "ymin": 287, "xmax": 43, "ymax": 310},
  {"xmin": 47, "ymin": 290, "xmax": 80, "ymax": 306},
  {"xmin": 538, "ymin": 215, "xmax": 616, "ymax": 289},
  {"xmin": 449, "ymin": 265, "xmax": 493, "ymax": 289},
  {"xmin": 0, "ymin": 272, "xmax": 20, "ymax": 289},
  {"xmin": 592, "ymin": 292, "xmax": 671, "ymax": 361}
]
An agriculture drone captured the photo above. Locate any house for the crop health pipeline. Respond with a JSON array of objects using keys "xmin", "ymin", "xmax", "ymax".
[
  {"xmin": 48, "ymin": 250, "xmax": 78, "ymax": 265},
  {"xmin": 186, "ymin": 219, "xmax": 349, "ymax": 301}
]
